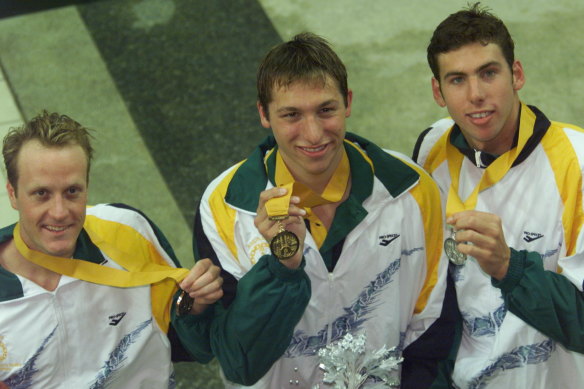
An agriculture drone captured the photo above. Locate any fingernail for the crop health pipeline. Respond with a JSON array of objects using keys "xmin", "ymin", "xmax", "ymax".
[{"xmin": 279, "ymin": 188, "xmax": 287, "ymax": 195}]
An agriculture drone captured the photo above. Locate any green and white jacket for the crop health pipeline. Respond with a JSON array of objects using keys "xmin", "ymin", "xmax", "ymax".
[
  {"xmin": 194, "ymin": 133, "xmax": 454, "ymax": 388},
  {"xmin": 414, "ymin": 104, "xmax": 584, "ymax": 388},
  {"xmin": 0, "ymin": 203, "xmax": 210, "ymax": 389}
]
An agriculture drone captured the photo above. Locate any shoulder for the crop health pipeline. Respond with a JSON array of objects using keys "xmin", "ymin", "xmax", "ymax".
[
  {"xmin": 412, "ymin": 118, "xmax": 454, "ymax": 167},
  {"xmin": 86, "ymin": 203, "xmax": 153, "ymax": 228},
  {"xmin": 86, "ymin": 203, "xmax": 180, "ymax": 266},
  {"xmin": 201, "ymin": 161, "xmax": 246, "ymax": 203},
  {"xmin": 544, "ymin": 121, "xmax": 584, "ymax": 165},
  {"xmin": 385, "ymin": 150, "xmax": 441, "ymax": 204}
]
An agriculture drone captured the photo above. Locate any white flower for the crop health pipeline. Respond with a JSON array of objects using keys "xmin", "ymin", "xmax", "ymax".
[{"xmin": 314, "ymin": 332, "xmax": 403, "ymax": 389}]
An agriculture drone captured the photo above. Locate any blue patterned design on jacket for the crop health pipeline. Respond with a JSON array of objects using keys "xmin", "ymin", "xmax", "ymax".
[
  {"xmin": 284, "ymin": 253, "xmax": 409, "ymax": 358},
  {"xmin": 541, "ymin": 246, "xmax": 560, "ymax": 259},
  {"xmin": 90, "ymin": 319, "xmax": 152, "ymax": 389},
  {"xmin": 462, "ymin": 302, "xmax": 507, "ymax": 337},
  {"xmin": 468, "ymin": 339, "xmax": 555, "ymax": 389},
  {"xmin": 4, "ymin": 327, "xmax": 57, "ymax": 389}
]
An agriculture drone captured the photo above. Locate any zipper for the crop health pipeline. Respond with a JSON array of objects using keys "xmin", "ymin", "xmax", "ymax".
[{"xmin": 474, "ymin": 149, "xmax": 483, "ymax": 168}]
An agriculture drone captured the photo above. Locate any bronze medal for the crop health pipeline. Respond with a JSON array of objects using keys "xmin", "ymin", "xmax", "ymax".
[
  {"xmin": 176, "ymin": 290, "xmax": 194, "ymax": 316},
  {"xmin": 270, "ymin": 222, "xmax": 299, "ymax": 260}
]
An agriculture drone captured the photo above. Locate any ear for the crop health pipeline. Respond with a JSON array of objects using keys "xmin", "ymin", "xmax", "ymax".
[
  {"xmin": 511, "ymin": 60, "xmax": 525, "ymax": 92},
  {"xmin": 6, "ymin": 181, "xmax": 17, "ymax": 210},
  {"xmin": 344, "ymin": 89, "xmax": 353, "ymax": 118},
  {"xmin": 257, "ymin": 101, "xmax": 271, "ymax": 129},
  {"xmin": 431, "ymin": 77, "xmax": 446, "ymax": 107}
]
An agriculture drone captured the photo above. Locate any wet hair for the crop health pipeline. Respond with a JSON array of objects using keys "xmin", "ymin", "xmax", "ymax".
[
  {"xmin": 3, "ymin": 110, "xmax": 93, "ymax": 192},
  {"xmin": 427, "ymin": 2, "xmax": 515, "ymax": 80},
  {"xmin": 257, "ymin": 32, "xmax": 349, "ymax": 117}
]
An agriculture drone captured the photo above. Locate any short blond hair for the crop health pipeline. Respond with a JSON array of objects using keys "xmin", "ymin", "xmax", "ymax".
[{"xmin": 3, "ymin": 110, "xmax": 94, "ymax": 192}]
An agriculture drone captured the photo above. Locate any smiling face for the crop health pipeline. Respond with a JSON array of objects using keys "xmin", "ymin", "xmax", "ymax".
[
  {"xmin": 7, "ymin": 140, "xmax": 88, "ymax": 258},
  {"xmin": 258, "ymin": 76, "xmax": 352, "ymax": 190},
  {"xmin": 432, "ymin": 42, "xmax": 525, "ymax": 155}
]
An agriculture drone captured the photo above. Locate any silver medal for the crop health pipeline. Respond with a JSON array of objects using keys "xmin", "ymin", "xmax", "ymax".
[{"xmin": 444, "ymin": 230, "xmax": 467, "ymax": 265}]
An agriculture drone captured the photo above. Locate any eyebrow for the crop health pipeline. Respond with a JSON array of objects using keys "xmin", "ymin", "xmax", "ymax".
[
  {"xmin": 443, "ymin": 61, "xmax": 502, "ymax": 80},
  {"xmin": 275, "ymin": 99, "xmax": 339, "ymax": 113}
]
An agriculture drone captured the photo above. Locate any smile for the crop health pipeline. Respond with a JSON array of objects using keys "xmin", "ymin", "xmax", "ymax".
[
  {"xmin": 44, "ymin": 225, "xmax": 69, "ymax": 232},
  {"xmin": 299, "ymin": 145, "xmax": 327, "ymax": 153},
  {"xmin": 468, "ymin": 111, "xmax": 493, "ymax": 119}
]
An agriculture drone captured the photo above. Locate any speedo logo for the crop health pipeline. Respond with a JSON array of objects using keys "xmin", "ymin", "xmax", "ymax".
[
  {"xmin": 523, "ymin": 231, "xmax": 544, "ymax": 243},
  {"xmin": 109, "ymin": 312, "xmax": 126, "ymax": 326},
  {"xmin": 379, "ymin": 234, "xmax": 400, "ymax": 246}
]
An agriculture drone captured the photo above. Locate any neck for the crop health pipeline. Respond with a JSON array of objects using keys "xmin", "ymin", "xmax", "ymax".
[{"xmin": 0, "ymin": 239, "xmax": 61, "ymax": 291}]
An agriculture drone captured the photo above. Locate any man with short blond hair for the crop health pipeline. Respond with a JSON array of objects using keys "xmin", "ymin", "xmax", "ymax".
[{"xmin": 0, "ymin": 111, "xmax": 223, "ymax": 388}]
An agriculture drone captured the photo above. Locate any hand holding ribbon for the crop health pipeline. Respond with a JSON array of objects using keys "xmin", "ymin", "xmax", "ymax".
[{"xmin": 255, "ymin": 183, "xmax": 306, "ymax": 269}]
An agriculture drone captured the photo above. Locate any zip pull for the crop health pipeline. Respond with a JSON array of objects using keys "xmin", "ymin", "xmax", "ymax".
[{"xmin": 474, "ymin": 149, "xmax": 484, "ymax": 168}]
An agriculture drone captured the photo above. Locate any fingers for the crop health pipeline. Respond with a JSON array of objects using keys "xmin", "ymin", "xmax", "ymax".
[
  {"xmin": 255, "ymin": 188, "xmax": 306, "ymax": 244},
  {"xmin": 179, "ymin": 258, "xmax": 224, "ymax": 303},
  {"xmin": 447, "ymin": 210, "xmax": 502, "ymax": 236},
  {"xmin": 448, "ymin": 210, "xmax": 510, "ymax": 279}
]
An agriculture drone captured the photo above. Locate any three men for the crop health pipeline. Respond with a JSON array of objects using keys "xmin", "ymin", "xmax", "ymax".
[
  {"xmin": 414, "ymin": 3, "xmax": 584, "ymax": 388},
  {"xmin": 193, "ymin": 32, "xmax": 456, "ymax": 387},
  {"xmin": 0, "ymin": 111, "xmax": 223, "ymax": 388}
]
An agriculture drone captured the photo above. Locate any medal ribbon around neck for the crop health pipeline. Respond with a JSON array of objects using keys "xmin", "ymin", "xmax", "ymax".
[
  {"xmin": 13, "ymin": 219, "xmax": 190, "ymax": 331},
  {"xmin": 445, "ymin": 103, "xmax": 535, "ymax": 218},
  {"xmin": 13, "ymin": 223, "xmax": 189, "ymax": 287},
  {"xmin": 264, "ymin": 148, "xmax": 350, "ymax": 248}
]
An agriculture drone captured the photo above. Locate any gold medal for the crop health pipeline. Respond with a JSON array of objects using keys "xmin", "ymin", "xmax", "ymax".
[
  {"xmin": 176, "ymin": 290, "xmax": 194, "ymax": 316},
  {"xmin": 264, "ymin": 182, "xmax": 299, "ymax": 260},
  {"xmin": 269, "ymin": 219, "xmax": 299, "ymax": 260}
]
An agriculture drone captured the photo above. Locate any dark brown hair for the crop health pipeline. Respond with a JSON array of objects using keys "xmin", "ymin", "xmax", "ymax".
[
  {"xmin": 257, "ymin": 32, "xmax": 349, "ymax": 117},
  {"xmin": 427, "ymin": 2, "xmax": 515, "ymax": 80}
]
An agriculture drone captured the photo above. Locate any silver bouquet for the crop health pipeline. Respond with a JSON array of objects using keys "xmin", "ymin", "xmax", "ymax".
[{"xmin": 313, "ymin": 333, "xmax": 403, "ymax": 388}]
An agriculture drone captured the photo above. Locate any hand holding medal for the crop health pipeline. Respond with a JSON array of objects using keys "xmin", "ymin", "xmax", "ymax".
[
  {"xmin": 256, "ymin": 183, "xmax": 306, "ymax": 268},
  {"xmin": 446, "ymin": 210, "xmax": 511, "ymax": 280},
  {"xmin": 444, "ymin": 227, "xmax": 467, "ymax": 266},
  {"xmin": 176, "ymin": 258, "xmax": 224, "ymax": 316}
]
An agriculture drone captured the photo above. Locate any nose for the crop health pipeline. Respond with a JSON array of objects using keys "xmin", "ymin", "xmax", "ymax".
[
  {"xmin": 48, "ymin": 196, "xmax": 68, "ymax": 220},
  {"xmin": 303, "ymin": 115, "xmax": 323, "ymax": 144},
  {"xmin": 468, "ymin": 76, "xmax": 485, "ymax": 104}
]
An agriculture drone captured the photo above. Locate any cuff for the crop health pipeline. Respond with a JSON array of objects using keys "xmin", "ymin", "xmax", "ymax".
[
  {"xmin": 491, "ymin": 248, "xmax": 525, "ymax": 292},
  {"xmin": 265, "ymin": 254, "xmax": 307, "ymax": 282}
]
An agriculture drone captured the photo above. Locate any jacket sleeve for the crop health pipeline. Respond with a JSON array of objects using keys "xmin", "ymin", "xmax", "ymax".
[
  {"xmin": 174, "ymin": 203, "xmax": 311, "ymax": 385},
  {"xmin": 492, "ymin": 248, "xmax": 584, "ymax": 352}
]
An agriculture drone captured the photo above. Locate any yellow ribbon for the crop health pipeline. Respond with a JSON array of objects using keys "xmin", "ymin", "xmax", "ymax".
[
  {"xmin": 445, "ymin": 103, "xmax": 536, "ymax": 218},
  {"xmin": 13, "ymin": 216, "xmax": 189, "ymax": 331},
  {"xmin": 265, "ymin": 149, "xmax": 350, "ymax": 247}
]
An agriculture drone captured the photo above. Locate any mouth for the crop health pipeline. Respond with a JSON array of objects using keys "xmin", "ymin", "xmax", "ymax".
[
  {"xmin": 467, "ymin": 110, "xmax": 493, "ymax": 120},
  {"xmin": 44, "ymin": 225, "xmax": 70, "ymax": 233},
  {"xmin": 299, "ymin": 144, "xmax": 327, "ymax": 152},
  {"xmin": 298, "ymin": 144, "xmax": 328, "ymax": 155}
]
